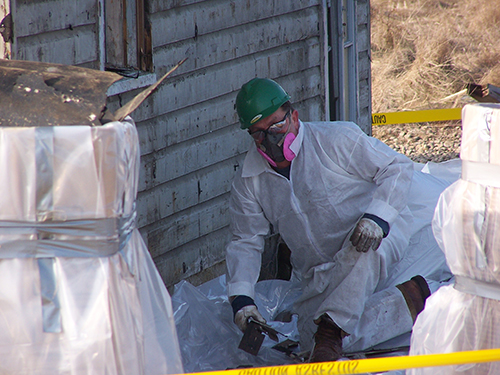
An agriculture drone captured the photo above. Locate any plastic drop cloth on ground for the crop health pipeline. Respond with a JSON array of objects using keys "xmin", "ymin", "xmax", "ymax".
[
  {"xmin": 172, "ymin": 159, "xmax": 462, "ymax": 375},
  {"xmin": 174, "ymin": 275, "xmax": 413, "ymax": 375},
  {"xmin": 0, "ymin": 119, "xmax": 183, "ymax": 374},
  {"xmin": 172, "ymin": 275, "xmax": 302, "ymax": 372},
  {"xmin": 409, "ymin": 103, "xmax": 500, "ymax": 375}
]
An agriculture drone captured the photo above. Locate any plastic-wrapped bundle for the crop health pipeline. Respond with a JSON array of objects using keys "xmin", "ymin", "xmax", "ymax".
[
  {"xmin": 408, "ymin": 103, "xmax": 500, "ymax": 375},
  {"xmin": 0, "ymin": 119, "xmax": 183, "ymax": 375}
]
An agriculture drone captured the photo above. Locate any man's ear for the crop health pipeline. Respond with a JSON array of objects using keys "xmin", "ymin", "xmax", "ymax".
[{"xmin": 291, "ymin": 109, "xmax": 299, "ymax": 123}]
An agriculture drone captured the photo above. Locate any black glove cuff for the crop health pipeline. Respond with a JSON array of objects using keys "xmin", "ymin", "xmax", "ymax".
[
  {"xmin": 231, "ymin": 295, "xmax": 256, "ymax": 317},
  {"xmin": 362, "ymin": 213, "xmax": 390, "ymax": 237}
]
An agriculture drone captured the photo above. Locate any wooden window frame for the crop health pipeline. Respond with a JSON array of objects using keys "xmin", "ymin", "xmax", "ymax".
[{"xmin": 100, "ymin": 0, "xmax": 152, "ymax": 74}]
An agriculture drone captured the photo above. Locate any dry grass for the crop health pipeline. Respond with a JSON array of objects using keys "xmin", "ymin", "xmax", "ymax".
[{"xmin": 371, "ymin": 0, "xmax": 500, "ymax": 113}]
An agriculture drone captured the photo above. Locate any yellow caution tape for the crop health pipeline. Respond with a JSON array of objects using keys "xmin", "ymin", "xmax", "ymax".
[
  {"xmin": 372, "ymin": 108, "xmax": 462, "ymax": 125},
  {"xmin": 181, "ymin": 348, "xmax": 500, "ymax": 375}
]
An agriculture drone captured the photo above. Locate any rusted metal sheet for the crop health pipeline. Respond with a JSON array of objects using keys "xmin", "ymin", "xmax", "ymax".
[{"xmin": 0, "ymin": 60, "xmax": 120, "ymax": 126}]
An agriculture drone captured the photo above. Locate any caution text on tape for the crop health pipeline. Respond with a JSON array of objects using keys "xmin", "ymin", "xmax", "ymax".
[
  {"xmin": 372, "ymin": 108, "xmax": 462, "ymax": 125},
  {"xmin": 180, "ymin": 348, "xmax": 500, "ymax": 375}
]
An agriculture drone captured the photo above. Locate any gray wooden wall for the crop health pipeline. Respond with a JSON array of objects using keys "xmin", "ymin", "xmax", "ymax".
[
  {"xmin": 3, "ymin": 0, "xmax": 371, "ymax": 290},
  {"xmin": 8, "ymin": 0, "xmax": 101, "ymax": 68},
  {"xmin": 357, "ymin": 0, "xmax": 372, "ymax": 133},
  {"xmin": 125, "ymin": 0, "xmax": 331, "ymax": 289}
]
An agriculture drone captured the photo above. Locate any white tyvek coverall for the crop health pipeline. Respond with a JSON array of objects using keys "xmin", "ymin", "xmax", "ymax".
[{"xmin": 226, "ymin": 121, "xmax": 452, "ymax": 351}]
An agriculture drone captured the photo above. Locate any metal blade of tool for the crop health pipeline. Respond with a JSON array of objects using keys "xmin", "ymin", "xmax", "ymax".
[{"xmin": 238, "ymin": 318, "xmax": 283, "ymax": 356}]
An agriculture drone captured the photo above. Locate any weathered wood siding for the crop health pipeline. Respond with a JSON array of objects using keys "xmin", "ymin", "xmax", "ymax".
[
  {"xmin": 4, "ymin": 0, "xmax": 372, "ymax": 290},
  {"xmin": 10, "ymin": 0, "xmax": 101, "ymax": 68},
  {"xmin": 357, "ymin": 0, "xmax": 372, "ymax": 133},
  {"xmin": 127, "ymin": 0, "xmax": 330, "ymax": 289}
]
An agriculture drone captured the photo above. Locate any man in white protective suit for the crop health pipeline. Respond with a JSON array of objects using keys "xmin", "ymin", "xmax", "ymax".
[{"xmin": 225, "ymin": 78, "xmax": 454, "ymax": 362}]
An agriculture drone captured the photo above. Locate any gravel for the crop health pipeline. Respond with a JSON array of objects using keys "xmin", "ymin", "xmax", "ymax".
[{"xmin": 372, "ymin": 121, "xmax": 462, "ymax": 163}]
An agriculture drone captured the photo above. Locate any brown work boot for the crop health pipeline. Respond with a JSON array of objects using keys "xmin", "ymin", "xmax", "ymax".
[
  {"xmin": 309, "ymin": 314, "xmax": 343, "ymax": 363},
  {"xmin": 396, "ymin": 275, "xmax": 431, "ymax": 322}
]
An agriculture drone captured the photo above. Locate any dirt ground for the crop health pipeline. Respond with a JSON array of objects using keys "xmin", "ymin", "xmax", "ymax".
[
  {"xmin": 370, "ymin": 0, "xmax": 500, "ymax": 164},
  {"xmin": 372, "ymin": 121, "xmax": 462, "ymax": 163}
]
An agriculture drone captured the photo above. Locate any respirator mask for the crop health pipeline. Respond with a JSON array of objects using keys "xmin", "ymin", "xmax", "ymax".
[{"xmin": 249, "ymin": 111, "xmax": 296, "ymax": 167}]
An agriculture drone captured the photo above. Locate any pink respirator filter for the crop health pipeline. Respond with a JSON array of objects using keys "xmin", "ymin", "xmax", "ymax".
[{"xmin": 283, "ymin": 133, "xmax": 296, "ymax": 161}]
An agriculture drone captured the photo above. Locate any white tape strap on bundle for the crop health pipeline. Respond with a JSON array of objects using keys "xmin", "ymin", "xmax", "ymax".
[
  {"xmin": 455, "ymin": 276, "xmax": 500, "ymax": 301},
  {"xmin": 0, "ymin": 215, "xmax": 136, "ymax": 331},
  {"xmin": 3, "ymin": 127, "xmax": 137, "ymax": 333},
  {"xmin": 38, "ymin": 258, "xmax": 62, "ymax": 333},
  {"xmin": 0, "ymin": 214, "xmax": 136, "ymax": 256},
  {"xmin": 461, "ymin": 160, "xmax": 500, "ymax": 188}
]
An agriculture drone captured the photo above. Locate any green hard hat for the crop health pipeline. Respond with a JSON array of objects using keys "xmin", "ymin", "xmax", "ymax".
[{"xmin": 236, "ymin": 78, "xmax": 291, "ymax": 129}]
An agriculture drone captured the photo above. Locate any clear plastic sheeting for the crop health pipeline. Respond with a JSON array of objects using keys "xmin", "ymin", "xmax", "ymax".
[
  {"xmin": 0, "ymin": 119, "xmax": 183, "ymax": 375},
  {"xmin": 416, "ymin": 159, "xmax": 462, "ymax": 185},
  {"xmin": 409, "ymin": 103, "xmax": 500, "ymax": 375},
  {"xmin": 171, "ymin": 157, "xmax": 463, "ymax": 374},
  {"xmin": 172, "ymin": 275, "xmax": 302, "ymax": 372},
  {"xmin": 172, "ymin": 275, "xmax": 411, "ymax": 375}
]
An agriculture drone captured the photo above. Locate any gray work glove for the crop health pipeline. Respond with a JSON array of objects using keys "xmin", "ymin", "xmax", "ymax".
[
  {"xmin": 234, "ymin": 305, "xmax": 266, "ymax": 332},
  {"xmin": 350, "ymin": 217, "xmax": 384, "ymax": 252}
]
